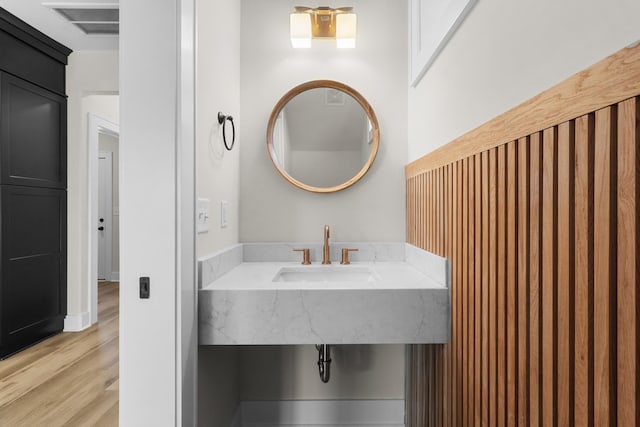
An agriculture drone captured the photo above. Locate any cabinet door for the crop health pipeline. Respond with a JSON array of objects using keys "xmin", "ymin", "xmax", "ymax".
[
  {"xmin": 0, "ymin": 185, "xmax": 66, "ymax": 358},
  {"xmin": 0, "ymin": 72, "xmax": 67, "ymax": 189}
]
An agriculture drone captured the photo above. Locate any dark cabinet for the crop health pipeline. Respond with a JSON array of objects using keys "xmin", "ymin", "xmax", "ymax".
[
  {"xmin": 1, "ymin": 186, "xmax": 67, "ymax": 356},
  {"xmin": 1, "ymin": 72, "xmax": 67, "ymax": 188},
  {"xmin": 0, "ymin": 8, "xmax": 71, "ymax": 358}
]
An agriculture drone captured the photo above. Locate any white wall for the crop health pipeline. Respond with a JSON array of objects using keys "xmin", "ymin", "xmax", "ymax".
[
  {"xmin": 196, "ymin": 0, "xmax": 241, "ymax": 257},
  {"xmin": 83, "ymin": 94, "xmax": 119, "ymax": 130},
  {"xmin": 289, "ymin": 149, "xmax": 362, "ymax": 187},
  {"xmin": 240, "ymin": 0, "xmax": 407, "ymax": 243},
  {"xmin": 198, "ymin": 347, "xmax": 241, "ymax": 426},
  {"xmin": 66, "ymin": 51, "xmax": 118, "ymax": 320},
  {"xmin": 196, "ymin": 0, "xmax": 242, "ymax": 425},
  {"xmin": 408, "ymin": 0, "xmax": 640, "ymax": 161},
  {"xmin": 238, "ymin": 0, "xmax": 407, "ymax": 402},
  {"xmin": 240, "ymin": 345, "xmax": 405, "ymax": 400}
]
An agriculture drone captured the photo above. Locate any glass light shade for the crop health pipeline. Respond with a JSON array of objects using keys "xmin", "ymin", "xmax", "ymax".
[
  {"xmin": 336, "ymin": 13, "xmax": 356, "ymax": 48},
  {"xmin": 290, "ymin": 13, "xmax": 312, "ymax": 48}
]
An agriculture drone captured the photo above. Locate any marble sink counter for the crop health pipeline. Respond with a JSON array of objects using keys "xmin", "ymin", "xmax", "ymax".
[
  {"xmin": 202, "ymin": 262, "xmax": 443, "ymax": 290},
  {"xmin": 198, "ymin": 243, "xmax": 451, "ymax": 345}
]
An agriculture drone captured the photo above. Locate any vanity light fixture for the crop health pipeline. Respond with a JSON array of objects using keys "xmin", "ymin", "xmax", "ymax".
[{"xmin": 290, "ymin": 6, "xmax": 357, "ymax": 49}]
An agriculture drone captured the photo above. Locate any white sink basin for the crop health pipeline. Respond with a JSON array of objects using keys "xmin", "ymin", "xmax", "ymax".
[{"xmin": 272, "ymin": 266, "xmax": 379, "ymax": 282}]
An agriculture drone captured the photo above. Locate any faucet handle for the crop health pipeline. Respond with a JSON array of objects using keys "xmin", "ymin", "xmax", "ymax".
[
  {"xmin": 293, "ymin": 248, "xmax": 311, "ymax": 265},
  {"xmin": 340, "ymin": 248, "xmax": 359, "ymax": 265}
]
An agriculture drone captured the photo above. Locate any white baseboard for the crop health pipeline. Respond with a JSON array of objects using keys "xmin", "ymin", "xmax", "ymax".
[
  {"xmin": 64, "ymin": 311, "xmax": 91, "ymax": 332},
  {"xmin": 236, "ymin": 399, "xmax": 405, "ymax": 427},
  {"xmin": 110, "ymin": 271, "xmax": 120, "ymax": 281}
]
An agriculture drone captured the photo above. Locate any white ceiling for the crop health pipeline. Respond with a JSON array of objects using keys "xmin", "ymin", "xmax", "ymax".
[{"xmin": 0, "ymin": 0, "xmax": 119, "ymax": 51}]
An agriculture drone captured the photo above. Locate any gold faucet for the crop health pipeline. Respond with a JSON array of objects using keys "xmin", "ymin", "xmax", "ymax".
[{"xmin": 322, "ymin": 225, "xmax": 331, "ymax": 264}]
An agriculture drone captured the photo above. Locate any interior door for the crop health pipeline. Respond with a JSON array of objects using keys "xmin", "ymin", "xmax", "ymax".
[{"xmin": 97, "ymin": 154, "xmax": 111, "ymax": 280}]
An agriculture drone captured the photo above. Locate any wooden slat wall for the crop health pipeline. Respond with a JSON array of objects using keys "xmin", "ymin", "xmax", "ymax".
[{"xmin": 405, "ymin": 46, "xmax": 640, "ymax": 427}]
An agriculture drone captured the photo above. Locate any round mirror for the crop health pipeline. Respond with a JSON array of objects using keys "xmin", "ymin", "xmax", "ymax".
[{"xmin": 267, "ymin": 80, "xmax": 380, "ymax": 193}]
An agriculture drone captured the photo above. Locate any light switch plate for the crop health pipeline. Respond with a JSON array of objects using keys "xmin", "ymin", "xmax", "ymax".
[
  {"xmin": 197, "ymin": 198, "xmax": 210, "ymax": 234},
  {"xmin": 220, "ymin": 200, "xmax": 228, "ymax": 228}
]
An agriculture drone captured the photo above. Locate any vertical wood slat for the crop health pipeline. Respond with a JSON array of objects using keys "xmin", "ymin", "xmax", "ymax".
[
  {"xmin": 506, "ymin": 141, "xmax": 517, "ymax": 427},
  {"xmin": 474, "ymin": 153, "xmax": 482, "ymax": 427},
  {"xmin": 420, "ymin": 173, "xmax": 431, "ymax": 248},
  {"xmin": 434, "ymin": 169, "xmax": 438, "ymax": 252},
  {"xmin": 425, "ymin": 171, "xmax": 429, "ymax": 250},
  {"xmin": 431, "ymin": 332, "xmax": 435, "ymax": 424},
  {"xmin": 412, "ymin": 345, "xmax": 417, "ymax": 427},
  {"xmin": 442, "ymin": 167, "xmax": 447, "ymax": 256},
  {"xmin": 617, "ymin": 97, "xmax": 638, "ymax": 427},
  {"xmin": 419, "ymin": 345, "xmax": 424, "ymax": 427},
  {"xmin": 405, "ymin": 96, "xmax": 638, "ymax": 427},
  {"xmin": 428, "ymin": 171, "xmax": 432, "ymax": 250},
  {"xmin": 419, "ymin": 173, "xmax": 422, "ymax": 246},
  {"xmin": 444, "ymin": 164, "xmax": 451, "ymax": 427},
  {"xmin": 497, "ymin": 144, "xmax": 507, "ymax": 427},
  {"xmin": 452, "ymin": 161, "xmax": 458, "ymax": 427},
  {"xmin": 409, "ymin": 176, "xmax": 413, "ymax": 244},
  {"xmin": 468, "ymin": 156, "xmax": 476, "ymax": 427},
  {"xmin": 437, "ymin": 164, "xmax": 443, "ymax": 426},
  {"xmin": 423, "ymin": 172, "xmax": 427, "ymax": 248},
  {"xmin": 457, "ymin": 160, "xmax": 464, "ymax": 427},
  {"xmin": 489, "ymin": 149, "xmax": 498, "ymax": 427},
  {"xmin": 416, "ymin": 174, "xmax": 419, "ymax": 246},
  {"xmin": 593, "ymin": 106, "xmax": 616, "ymax": 427},
  {"xmin": 416, "ymin": 175, "xmax": 421, "ymax": 247},
  {"xmin": 465, "ymin": 157, "xmax": 475, "ymax": 425},
  {"xmin": 541, "ymin": 126, "xmax": 557, "ymax": 427},
  {"xmin": 433, "ymin": 170, "xmax": 437, "ymax": 254},
  {"xmin": 481, "ymin": 151, "xmax": 490, "ymax": 427},
  {"xmin": 435, "ymin": 169, "xmax": 440, "ymax": 254},
  {"xmin": 462, "ymin": 157, "xmax": 469, "ymax": 427},
  {"xmin": 429, "ymin": 170, "xmax": 434, "ymax": 251},
  {"xmin": 556, "ymin": 120, "xmax": 574, "ymax": 427},
  {"xmin": 423, "ymin": 171, "xmax": 429, "ymax": 254},
  {"xmin": 423, "ymin": 172, "xmax": 428, "ymax": 250},
  {"xmin": 529, "ymin": 132, "xmax": 542, "ymax": 427},
  {"xmin": 436, "ymin": 344, "xmax": 442, "ymax": 426},
  {"xmin": 439, "ymin": 167, "xmax": 444, "ymax": 255},
  {"xmin": 517, "ymin": 136, "xmax": 530, "ymax": 426},
  {"xmin": 575, "ymin": 113, "xmax": 594, "ymax": 427}
]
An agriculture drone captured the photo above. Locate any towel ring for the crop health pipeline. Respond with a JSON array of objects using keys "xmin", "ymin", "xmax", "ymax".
[{"xmin": 217, "ymin": 112, "xmax": 235, "ymax": 151}]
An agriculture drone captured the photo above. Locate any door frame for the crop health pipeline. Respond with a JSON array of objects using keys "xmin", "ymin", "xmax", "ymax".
[
  {"xmin": 98, "ymin": 151, "xmax": 113, "ymax": 282},
  {"xmin": 119, "ymin": 0, "xmax": 197, "ymax": 422},
  {"xmin": 88, "ymin": 113, "xmax": 119, "ymax": 325}
]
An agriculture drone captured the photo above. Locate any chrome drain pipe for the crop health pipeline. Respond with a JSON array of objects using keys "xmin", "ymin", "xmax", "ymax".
[{"xmin": 316, "ymin": 344, "xmax": 331, "ymax": 383}]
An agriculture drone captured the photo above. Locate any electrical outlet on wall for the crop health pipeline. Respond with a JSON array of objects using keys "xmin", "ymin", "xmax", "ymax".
[
  {"xmin": 197, "ymin": 198, "xmax": 210, "ymax": 234},
  {"xmin": 220, "ymin": 200, "xmax": 228, "ymax": 228}
]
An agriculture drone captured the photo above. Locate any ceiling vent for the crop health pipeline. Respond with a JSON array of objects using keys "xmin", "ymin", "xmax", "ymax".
[
  {"xmin": 325, "ymin": 88, "xmax": 345, "ymax": 106},
  {"xmin": 46, "ymin": 4, "xmax": 119, "ymax": 35}
]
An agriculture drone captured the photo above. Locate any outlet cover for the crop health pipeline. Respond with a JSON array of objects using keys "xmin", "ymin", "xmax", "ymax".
[{"xmin": 197, "ymin": 198, "xmax": 210, "ymax": 233}]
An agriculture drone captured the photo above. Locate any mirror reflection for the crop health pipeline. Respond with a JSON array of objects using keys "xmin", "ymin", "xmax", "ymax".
[{"xmin": 267, "ymin": 80, "xmax": 379, "ymax": 193}]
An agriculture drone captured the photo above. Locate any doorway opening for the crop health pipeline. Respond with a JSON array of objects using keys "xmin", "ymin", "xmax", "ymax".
[{"xmin": 88, "ymin": 112, "xmax": 119, "ymax": 324}]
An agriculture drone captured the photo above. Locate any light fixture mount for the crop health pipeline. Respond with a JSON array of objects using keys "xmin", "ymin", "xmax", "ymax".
[
  {"xmin": 293, "ymin": 6, "xmax": 353, "ymax": 39},
  {"xmin": 290, "ymin": 6, "xmax": 356, "ymax": 48}
]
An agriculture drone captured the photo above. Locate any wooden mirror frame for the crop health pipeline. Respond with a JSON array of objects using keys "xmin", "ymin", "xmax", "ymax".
[{"xmin": 266, "ymin": 80, "xmax": 380, "ymax": 193}]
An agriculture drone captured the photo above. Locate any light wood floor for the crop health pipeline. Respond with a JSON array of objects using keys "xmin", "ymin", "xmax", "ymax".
[{"xmin": 0, "ymin": 281, "xmax": 119, "ymax": 426}]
